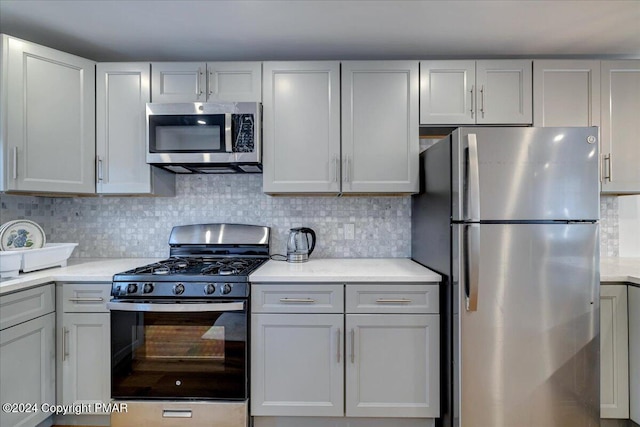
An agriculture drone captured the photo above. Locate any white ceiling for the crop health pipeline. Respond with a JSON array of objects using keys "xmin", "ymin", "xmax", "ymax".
[{"xmin": 1, "ymin": 0, "xmax": 639, "ymax": 62}]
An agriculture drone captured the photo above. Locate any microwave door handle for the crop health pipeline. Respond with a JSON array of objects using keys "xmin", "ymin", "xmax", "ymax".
[
  {"xmin": 106, "ymin": 301, "xmax": 245, "ymax": 313},
  {"xmin": 225, "ymin": 113, "xmax": 233, "ymax": 152}
]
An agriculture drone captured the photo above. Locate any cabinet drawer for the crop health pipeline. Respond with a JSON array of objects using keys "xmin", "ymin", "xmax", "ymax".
[
  {"xmin": 61, "ymin": 283, "xmax": 111, "ymax": 313},
  {"xmin": 0, "ymin": 284, "xmax": 55, "ymax": 330},
  {"xmin": 251, "ymin": 284, "xmax": 344, "ymax": 313},
  {"xmin": 346, "ymin": 284, "xmax": 439, "ymax": 314}
]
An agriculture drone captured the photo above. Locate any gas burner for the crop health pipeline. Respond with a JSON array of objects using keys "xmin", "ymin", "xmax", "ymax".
[
  {"xmin": 153, "ymin": 267, "xmax": 170, "ymax": 275},
  {"xmin": 218, "ymin": 267, "xmax": 237, "ymax": 275}
]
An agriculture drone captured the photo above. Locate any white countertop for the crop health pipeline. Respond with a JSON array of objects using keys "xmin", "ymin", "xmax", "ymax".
[
  {"xmin": 249, "ymin": 258, "xmax": 441, "ymax": 283},
  {"xmin": 2, "ymin": 256, "xmax": 633, "ymax": 296},
  {"xmin": 0, "ymin": 258, "xmax": 161, "ymax": 295},
  {"xmin": 601, "ymin": 257, "xmax": 640, "ymax": 285}
]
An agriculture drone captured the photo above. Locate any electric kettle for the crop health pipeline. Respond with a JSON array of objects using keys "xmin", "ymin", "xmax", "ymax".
[{"xmin": 287, "ymin": 227, "xmax": 316, "ymax": 263}]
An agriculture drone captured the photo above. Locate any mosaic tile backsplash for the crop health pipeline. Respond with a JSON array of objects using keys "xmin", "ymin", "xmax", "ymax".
[
  {"xmin": 1, "ymin": 175, "xmax": 410, "ymax": 258},
  {"xmin": 0, "ymin": 176, "xmax": 620, "ymax": 259}
]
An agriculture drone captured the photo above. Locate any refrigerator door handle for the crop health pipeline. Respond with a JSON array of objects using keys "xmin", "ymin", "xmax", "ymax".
[
  {"xmin": 465, "ymin": 224, "xmax": 480, "ymax": 311},
  {"xmin": 467, "ymin": 133, "xmax": 481, "ymax": 221}
]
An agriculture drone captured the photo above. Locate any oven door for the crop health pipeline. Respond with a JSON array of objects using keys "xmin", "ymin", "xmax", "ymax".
[{"xmin": 108, "ymin": 300, "xmax": 247, "ymax": 400}]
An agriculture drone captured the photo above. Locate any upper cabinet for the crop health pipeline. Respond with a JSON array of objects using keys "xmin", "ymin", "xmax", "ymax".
[
  {"xmin": 151, "ymin": 62, "xmax": 261, "ymax": 102},
  {"xmin": 1, "ymin": 34, "xmax": 96, "ymax": 194},
  {"xmin": 341, "ymin": 61, "xmax": 419, "ymax": 193},
  {"xmin": 533, "ymin": 60, "xmax": 600, "ymax": 127},
  {"xmin": 420, "ymin": 60, "xmax": 532, "ymax": 125},
  {"xmin": 262, "ymin": 61, "xmax": 341, "ymax": 194},
  {"xmin": 263, "ymin": 61, "xmax": 419, "ymax": 195},
  {"xmin": 600, "ymin": 60, "xmax": 640, "ymax": 194},
  {"xmin": 96, "ymin": 63, "xmax": 175, "ymax": 195}
]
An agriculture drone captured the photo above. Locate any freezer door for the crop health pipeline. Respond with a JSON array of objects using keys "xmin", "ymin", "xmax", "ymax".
[
  {"xmin": 453, "ymin": 223, "xmax": 599, "ymax": 427},
  {"xmin": 452, "ymin": 127, "xmax": 600, "ymax": 221}
]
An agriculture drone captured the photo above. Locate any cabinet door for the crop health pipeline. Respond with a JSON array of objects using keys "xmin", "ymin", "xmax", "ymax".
[
  {"xmin": 419, "ymin": 60, "xmax": 476, "ymax": 124},
  {"xmin": 96, "ymin": 63, "xmax": 174, "ymax": 195},
  {"xmin": 0, "ymin": 312, "xmax": 55, "ymax": 427},
  {"xmin": 629, "ymin": 286, "xmax": 639, "ymax": 424},
  {"xmin": 345, "ymin": 314, "xmax": 439, "ymax": 418},
  {"xmin": 533, "ymin": 60, "xmax": 600, "ymax": 127},
  {"xmin": 476, "ymin": 60, "xmax": 532, "ymax": 124},
  {"xmin": 262, "ymin": 62, "xmax": 341, "ymax": 193},
  {"xmin": 600, "ymin": 285, "xmax": 629, "ymax": 418},
  {"xmin": 601, "ymin": 60, "xmax": 640, "ymax": 194},
  {"xmin": 342, "ymin": 61, "xmax": 419, "ymax": 193},
  {"xmin": 59, "ymin": 313, "xmax": 110, "ymax": 410},
  {"xmin": 251, "ymin": 313, "xmax": 343, "ymax": 416},
  {"xmin": 207, "ymin": 62, "xmax": 261, "ymax": 102},
  {"xmin": 3, "ymin": 35, "xmax": 95, "ymax": 193},
  {"xmin": 151, "ymin": 62, "xmax": 206, "ymax": 102}
]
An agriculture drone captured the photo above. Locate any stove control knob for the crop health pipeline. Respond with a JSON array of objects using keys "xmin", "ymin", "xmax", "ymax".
[
  {"xmin": 220, "ymin": 283, "xmax": 232, "ymax": 295},
  {"xmin": 143, "ymin": 283, "xmax": 154, "ymax": 294},
  {"xmin": 204, "ymin": 283, "xmax": 216, "ymax": 295},
  {"xmin": 127, "ymin": 283, "xmax": 138, "ymax": 294},
  {"xmin": 173, "ymin": 283, "xmax": 185, "ymax": 295}
]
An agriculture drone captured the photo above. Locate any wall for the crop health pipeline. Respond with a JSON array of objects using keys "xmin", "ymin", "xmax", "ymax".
[{"xmin": 0, "ymin": 175, "xmax": 620, "ymax": 259}]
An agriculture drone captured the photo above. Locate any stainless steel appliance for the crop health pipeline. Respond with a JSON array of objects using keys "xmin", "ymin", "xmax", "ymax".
[
  {"xmin": 108, "ymin": 223, "xmax": 269, "ymax": 427},
  {"xmin": 286, "ymin": 227, "xmax": 316, "ymax": 263},
  {"xmin": 146, "ymin": 102, "xmax": 261, "ymax": 173},
  {"xmin": 411, "ymin": 127, "xmax": 600, "ymax": 427}
]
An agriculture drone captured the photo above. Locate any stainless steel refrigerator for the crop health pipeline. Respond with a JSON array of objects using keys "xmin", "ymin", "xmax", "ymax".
[{"xmin": 411, "ymin": 127, "xmax": 600, "ymax": 427}]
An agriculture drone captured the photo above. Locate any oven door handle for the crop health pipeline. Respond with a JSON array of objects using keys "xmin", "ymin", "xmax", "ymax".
[{"xmin": 106, "ymin": 301, "xmax": 245, "ymax": 312}]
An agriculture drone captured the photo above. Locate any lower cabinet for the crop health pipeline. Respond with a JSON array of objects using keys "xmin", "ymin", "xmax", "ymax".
[
  {"xmin": 600, "ymin": 284, "xmax": 629, "ymax": 419},
  {"xmin": 0, "ymin": 284, "xmax": 56, "ymax": 427},
  {"xmin": 251, "ymin": 313, "xmax": 344, "ymax": 416},
  {"xmin": 56, "ymin": 283, "xmax": 111, "ymax": 413},
  {"xmin": 345, "ymin": 314, "xmax": 439, "ymax": 418},
  {"xmin": 251, "ymin": 283, "xmax": 439, "ymax": 421}
]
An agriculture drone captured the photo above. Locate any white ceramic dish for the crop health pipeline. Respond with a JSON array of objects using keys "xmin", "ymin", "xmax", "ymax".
[{"xmin": 0, "ymin": 220, "xmax": 46, "ymax": 251}]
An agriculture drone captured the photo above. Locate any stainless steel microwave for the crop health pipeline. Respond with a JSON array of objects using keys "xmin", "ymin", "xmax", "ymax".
[{"xmin": 146, "ymin": 102, "xmax": 261, "ymax": 173}]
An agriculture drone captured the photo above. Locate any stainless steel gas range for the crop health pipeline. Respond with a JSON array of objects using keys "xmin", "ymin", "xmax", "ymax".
[{"xmin": 108, "ymin": 223, "xmax": 269, "ymax": 427}]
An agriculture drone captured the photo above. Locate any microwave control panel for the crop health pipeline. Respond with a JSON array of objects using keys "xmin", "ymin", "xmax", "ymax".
[{"xmin": 232, "ymin": 114, "xmax": 255, "ymax": 153}]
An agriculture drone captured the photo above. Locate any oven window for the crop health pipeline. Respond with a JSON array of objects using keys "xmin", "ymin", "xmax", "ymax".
[
  {"xmin": 111, "ymin": 308, "xmax": 247, "ymax": 400},
  {"xmin": 149, "ymin": 114, "xmax": 225, "ymax": 152}
]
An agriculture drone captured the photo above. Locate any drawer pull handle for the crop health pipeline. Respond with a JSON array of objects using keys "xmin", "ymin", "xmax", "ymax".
[
  {"xmin": 336, "ymin": 328, "xmax": 341, "ymax": 363},
  {"xmin": 163, "ymin": 409, "xmax": 192, "ymax": 418},
  {"xmin": 69, "ymin": 297, "xmax": 104, "ymax": 302},
  {"xmin": 279, "ymin": 298, "xmax": 316, "ymax": 303},
  {"xmin": 375, "ymin": 298, "xmax": 412, "ymax": 304}
]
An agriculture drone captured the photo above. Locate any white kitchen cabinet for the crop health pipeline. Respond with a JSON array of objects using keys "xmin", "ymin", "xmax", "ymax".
[
  {"xmin": 600, "ymin": 284, "xmax": 629, "ymax": 419},
  {"xmin": 345, "ymin": 314, "xmax": 439, "ymax": 418},
  {"xmin": 263, "ymin": 61, "xmax": 418, "ymax": 194},
  {"xmin": 251, "ymin": 313, "xmax": 344, "ymax": 416},
  {"xmin": 0, "ymin": 34, "xmax": 95, "ymax": 194},
  {"xmin": 533, "ymin": 60, "xmax": 600, "ymax": 127},
  {"xmin": 251, "ymin": 282, "xmax": 439, "ymax": 421},
  {"xmin": 96, "ymin": 63, "xmax": 175, "ymax": 195},
  {"xmin": 600, "ymin": 60, "xmax": 640, "ymax": 194},
  {"xmin": 262, "ymin": 61, "xmax": 341, "ymax": 193},
  {"xmin": 341, "ymin": 61, "xmax": 419, "ymax": 193},
  {"xmin": 629, "ymin": 285, "xmax": 639, "ymax": 424},
  {"xmin": 56, "ymin": 283, "xmax": 111, "ymax": 414},
  {"xmin": 420, "ymin": 60, "xmax": 532, "ymax": 125},
  {"xmin": 0, "ymin": 284, "xmax": 55, "ymax": 427},
  {"xmin": 151, "ymin": 61, "xmax": 261, "ymax": 102}
]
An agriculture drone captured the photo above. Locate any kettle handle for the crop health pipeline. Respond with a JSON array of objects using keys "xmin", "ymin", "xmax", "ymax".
[{"xmin": 301, "ymin": 228, "xmax": 316, "ymax": 256}]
